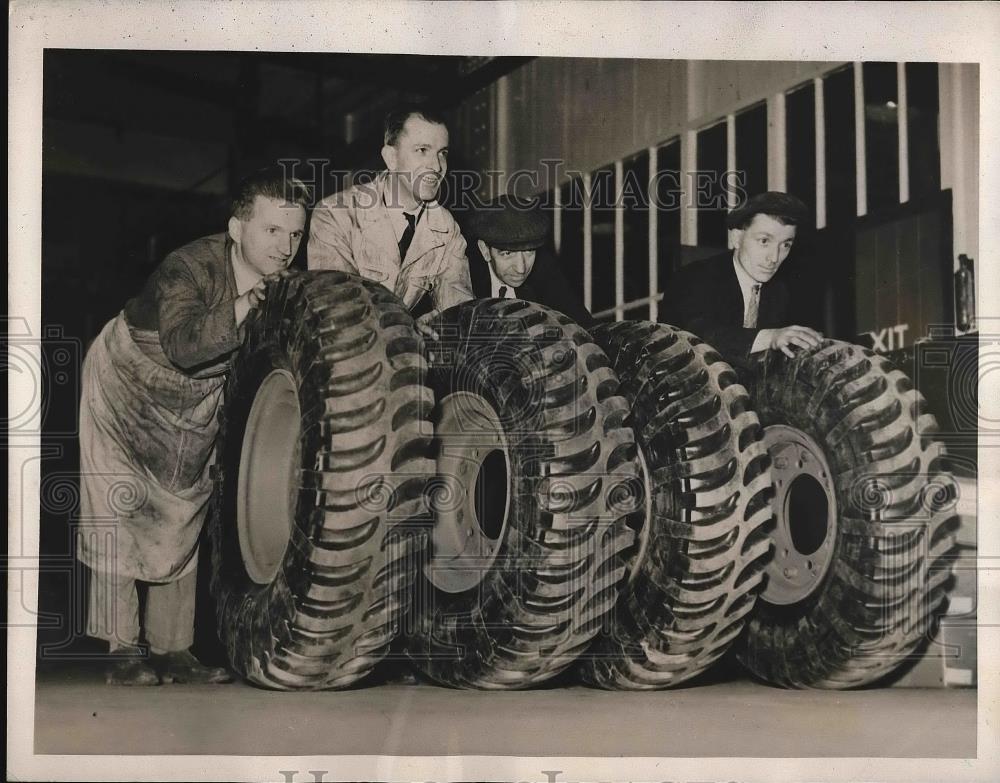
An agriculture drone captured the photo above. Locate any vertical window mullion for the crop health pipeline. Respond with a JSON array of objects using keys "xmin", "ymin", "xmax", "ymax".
[
  {"xmin": 614, "ymin": 159, "xmax": 624, "ymax": 321},
  {"xmin": 681, "ymin": 129, "xmax": 697, "ymax": 246},
  {"xmin": 898, "ymin": 61, "xmax": 910, "ymax": 204},
  {"xmin": 583, "ymin": 172, "xmax": 593, "ymax": 311},
  {"xmin": 553, "ymin": 183, "xmax": 562, "ymax": 255},
  {"xmin": 726, "ymin": 113, "xmax": 736, "ymax": 249},
  {"xmin": 648, "ymin": 145, "xmax": 658, "ymax": 322},
  {"xmin": 814, "ymin": 76, "xmax": 827, "ymax": 229},
  {"xmin": 854, "ymin": 61, "xmax": 867, "ymax": 217},
  {"xmin": 767, "ymin": 91, "xmax": 787, "ymax": 191}
]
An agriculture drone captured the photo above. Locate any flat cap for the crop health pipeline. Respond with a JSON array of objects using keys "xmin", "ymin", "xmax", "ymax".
[
  {"xmin": 467, "ymin": 194, "xmax": 550, "ymax": 251},
  {"xmin": 726, "ymin": 191, "xmax": 808, "ymax": 230}
]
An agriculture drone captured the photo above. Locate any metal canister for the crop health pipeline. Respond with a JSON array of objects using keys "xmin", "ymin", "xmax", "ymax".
[{"xmin": 954, "ymin": 254, "xmax": 976, "ymax": 333}]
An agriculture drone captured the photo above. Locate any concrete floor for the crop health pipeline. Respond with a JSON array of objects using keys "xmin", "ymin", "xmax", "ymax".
[{"xmin": 33, "ymin": 662, "xmax": 976, "ymax": 758}]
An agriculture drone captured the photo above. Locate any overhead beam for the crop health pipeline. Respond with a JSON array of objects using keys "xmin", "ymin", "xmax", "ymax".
[
  {"xmin": 259, "ymin": 52, "xmax": 535, "ymax": 105},
  {"xmin": 260, "ymin": 52, "xmax": 464, "ymax": 95},
  {"xmin": 76, "ymin": 50, "xmax": 238, "ymax": 108}
]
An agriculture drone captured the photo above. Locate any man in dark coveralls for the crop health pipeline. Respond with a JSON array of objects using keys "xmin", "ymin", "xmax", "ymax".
[
  {"xmin": 465, "ymin": 193, "xmax": 593, "ymax": 327},
  {"xmin": 663, "ymin": 190, "xmax": 822, "ymax": 370},
  {"xmin": 77, "ymin": 167, "xmax": 309, "ymax": 685}
]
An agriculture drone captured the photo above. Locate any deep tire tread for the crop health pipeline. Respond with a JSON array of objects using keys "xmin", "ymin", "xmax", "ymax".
[
  {"xmin": 737, "ymin": 339, "xmax": 958, "ymax": 689},
  {"xmin": 208, "ymin": 270, "xmax": 433, "ymax": 690},
  {"xmin": 580, "ymin": 321, "xmax": 771, "ymax": 690},
  {"xmin": 406, "ymin": 300, "xmax": 638, "ymax": 689}
]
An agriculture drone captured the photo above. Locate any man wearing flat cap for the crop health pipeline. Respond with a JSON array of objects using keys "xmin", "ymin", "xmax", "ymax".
[
  {"xmin": 466, "ymin": 194, "xmax": 593, "ymax": 327},
  {"xmin": 663, "ymin": 190, "xmax": 822, "ymax": 369}
]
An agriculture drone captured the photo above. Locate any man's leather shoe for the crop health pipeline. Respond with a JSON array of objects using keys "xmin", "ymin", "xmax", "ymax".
[
  {"xmin": 152, "ymin": 649, "xmax": 233, "ymax": 684},
  {"xmin": 105, "ymin": 647, "xmax": 159, "ymax": 686}
]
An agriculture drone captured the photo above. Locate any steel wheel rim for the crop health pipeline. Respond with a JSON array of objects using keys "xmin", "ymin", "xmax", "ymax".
[
  {"xmin": 761, "ymin": 424, "xmax": 838, "ymax": 605},
  {"xmin": 236, "ymin": 369, "xmax": 300, "ymax": 585},
  {"xmin": 426, "ymin": 391, "xmax": 510, "ymax": 594},
  {"xmin": 627, "ymin": 444, "xmax": 654, "ymax": 583}
]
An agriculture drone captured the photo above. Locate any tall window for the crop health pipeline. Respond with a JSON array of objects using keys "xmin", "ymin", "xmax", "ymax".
[
  {"xmin": 785, "ymin": 82, "xmax": 817, "ymax": 225},
  {"xmin": 863, "ymin": 61, "xmax": 900, "ymax": 214},
  {"xmin": 656, "ymin": 138, "xmax": 682, "ymax": 301},
  {"xmin": 622, "ymin": 150, "xmax": 650, "ymax": 313},
  {"xmin": 735, "ymin": 102, "xmax": 768, "ymax": 202},
  {"xmin": 824, "ymin": 65, "xmax": 856, "ymax": 224},
  {"xmin": 559, "ymin": 177, "xmax": 585, "ymax": 295},
  {"xmin": 696, "ymin": 120, "xmax": 728, "ymax": 248},
  {"xmin": 589, "ymin": 165, "xmax": 616, "ymax": 315},
  {"xmin": 906, "ymin": 62, "xmax": 940, "ymax": 201}
]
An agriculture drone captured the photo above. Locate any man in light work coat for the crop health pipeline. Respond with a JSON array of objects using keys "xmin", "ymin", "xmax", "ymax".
[
  {"xmin": 77, "ymin": 167, "xmax": 309, "ymax": 685},
  {"xmin": 307, "ymin": 106, "xmax": 474, "ymax": 336}
]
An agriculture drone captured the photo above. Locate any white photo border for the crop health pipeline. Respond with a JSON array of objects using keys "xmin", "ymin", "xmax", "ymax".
[{"xmin": 9, "ymin": 1, "xmax": 1000, "ymax": 781}]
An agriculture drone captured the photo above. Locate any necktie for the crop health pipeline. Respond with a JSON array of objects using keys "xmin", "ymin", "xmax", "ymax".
[
  {"xmin": 398, "ymin": 211, "xmax": 417, "ymax": 261},
  {"xmin": 744, "ymin": 284, "xmax": 761, "ymax": 328},
  {"xmin": 498, "ymin": 285, "xmax": 508, "ymax": 299}
]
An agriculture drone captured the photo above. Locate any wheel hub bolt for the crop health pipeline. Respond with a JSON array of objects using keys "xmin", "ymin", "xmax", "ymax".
[{"xmin": 783, "ymin": 567, "xmax": 799, "ymax": 579}]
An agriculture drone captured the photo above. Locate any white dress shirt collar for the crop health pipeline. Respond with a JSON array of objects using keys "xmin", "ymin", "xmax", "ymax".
[
  {"xmin": 486, "ymin": 260, "xmax": 515, "ymax": 299},
  {"xmin": 382, "ymin": 189, "xmax": 425, "ymax": 243}
]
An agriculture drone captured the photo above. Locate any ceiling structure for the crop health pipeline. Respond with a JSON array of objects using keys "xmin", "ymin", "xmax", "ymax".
[{"xmin": 43, "ymin": 49, "xmax": 532, "ymax": 194}]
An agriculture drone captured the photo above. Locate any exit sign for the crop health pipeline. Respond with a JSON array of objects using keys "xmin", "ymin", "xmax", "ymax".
[{"xmin": 860, "ymin": 323, "xmax": 910, "ymax": 352}]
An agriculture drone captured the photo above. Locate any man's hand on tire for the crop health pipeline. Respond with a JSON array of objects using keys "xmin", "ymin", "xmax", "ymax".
[
  {"xmin": 415, "ymin": 309, "xmax": 441, "ymax": 341},
  {"xmin": 234, "ymin": 271, "xmax": 292, "ymax": 327},
  {"xmin": 769, "ymin": 325, "xmax": 824, "ymax": 357}
]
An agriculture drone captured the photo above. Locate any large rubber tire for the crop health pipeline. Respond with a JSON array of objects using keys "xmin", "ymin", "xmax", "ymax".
[
  {"xmin": 405, "ymin": 299, "xmax": 639, "ymax": 688},
  {"xmin": 738, "ymin": 339, "xmax": 957, "ymax": 688},
  {"xmin": 208, "ymin": 270, "xmax": 434, "ymax": 690},
  {"xmin": 579, "ymin": 321, "xmax": 773, "ymax": 689}
]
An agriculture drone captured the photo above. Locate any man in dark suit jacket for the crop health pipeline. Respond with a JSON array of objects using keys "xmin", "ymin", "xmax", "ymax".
[
  {"xmin": 465, "ymin": 194, "xmax": 593, "ymax": 327},
  {"xmin": 663, "ymin": 191, "xmax": 822, "ymax": 370}
]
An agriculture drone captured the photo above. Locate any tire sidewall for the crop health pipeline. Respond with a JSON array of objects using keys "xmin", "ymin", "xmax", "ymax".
[
  {"xmin": 415, "ymin": 305, "xmax": 554, "ymax": 653},
  {"xmin": 209, "ymin": 311, "xmax": 312, "ymax": 678}
]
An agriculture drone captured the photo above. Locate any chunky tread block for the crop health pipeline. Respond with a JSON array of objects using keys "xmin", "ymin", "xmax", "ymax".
[
  {"xmin": 579, "ymin": 321, "xmax": 771, "ymax": 690},
  {"xmin": 737, "ymin": 339, "xmax": 958, "ymax": 689},
  {"xmin": 405, "ymin": 300, "xmax": 637, "ymax": 689},
  {"xmin": 208, "ymin": 271, "xmax": 433, "ymax": 690}
]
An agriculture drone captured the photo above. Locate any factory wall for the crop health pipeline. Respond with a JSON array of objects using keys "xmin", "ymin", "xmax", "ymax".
[{"xmin": 457, "ymin": 58, "xmax": 979, "ymax": 335}]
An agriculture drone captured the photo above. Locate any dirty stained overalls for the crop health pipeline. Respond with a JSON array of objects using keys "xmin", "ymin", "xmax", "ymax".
[{"xmin": 77, "ymin": 233, "xmax": 242, "ymax": 652}]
